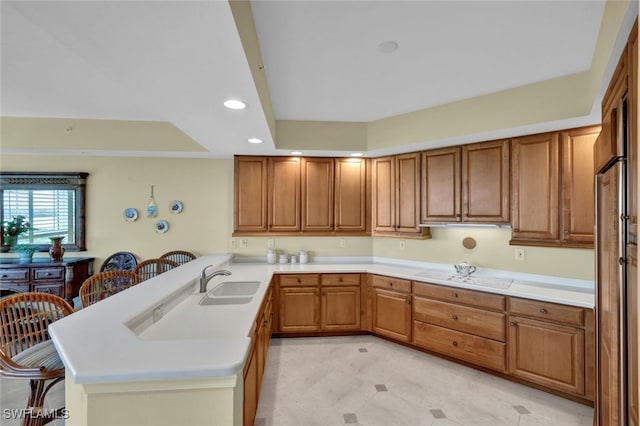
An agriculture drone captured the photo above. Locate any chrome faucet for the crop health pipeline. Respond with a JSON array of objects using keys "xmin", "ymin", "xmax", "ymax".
[{"xmin": 199, "ymin": 266, "xmax": 232, "ymax": 293}]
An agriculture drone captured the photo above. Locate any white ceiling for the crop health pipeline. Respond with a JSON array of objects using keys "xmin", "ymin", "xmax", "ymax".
[{"xmin": 0, "ymin": 0, "xmax": 627, "ymax": 158}]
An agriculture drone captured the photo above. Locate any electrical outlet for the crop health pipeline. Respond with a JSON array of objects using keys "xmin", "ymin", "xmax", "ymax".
[
  {"xmin": 230, "ymin": 239, "xmax": 236, "ymax": 249},
  {"xmin": 239, "ymin": 239, "xmax": 248, "ymax": 249},
  {"xmin": 267, "ymin": 239, "xmax": 275, "ymax": 248},
  {"xmin": 339, "ymin": 238, "xmax": 346, "ymax": 249},
  {"xmin": 515, "ymin": 248, "xmax": 525, "ymax": 261},
  {"xmin": 399, "ymin": 240, "xmax": 406, "ymax": 250}
]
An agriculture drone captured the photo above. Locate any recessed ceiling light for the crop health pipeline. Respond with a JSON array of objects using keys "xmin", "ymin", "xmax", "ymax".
[
  {"xmin": 351, "ymin": 152, "xmax": 363, "ymax": 157},
  {"xmin": 377, "ymin": 41, "xmax": 398, "ymax": 54},
  {"xmin": 223, "ymin": 99, "xmax": 247, "ymax": 110},
  {"xmin": 291, "ymin": 151, "xmax": 303, "ymax": 156},
  {"xmin": 248, "ymin": 138, "xmax": 263, "ymax": 144}
]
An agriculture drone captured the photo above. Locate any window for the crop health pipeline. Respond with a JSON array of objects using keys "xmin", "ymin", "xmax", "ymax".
[{"xmin": 1, "ymin": 172, "xmax": 87, "ymax": 251}]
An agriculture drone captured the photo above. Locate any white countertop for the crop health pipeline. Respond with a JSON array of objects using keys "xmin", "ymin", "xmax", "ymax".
[{"xmin": 49, "ymin": 254, "xmax": 594, "ymax": 385}]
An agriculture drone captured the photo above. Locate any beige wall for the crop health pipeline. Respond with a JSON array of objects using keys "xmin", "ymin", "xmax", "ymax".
[{"xmin": 0, "ymin": 154, "xmax": 593, "ymax": 280}]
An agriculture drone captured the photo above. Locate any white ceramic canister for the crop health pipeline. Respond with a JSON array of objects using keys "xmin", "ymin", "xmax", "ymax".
[
  {"xmin": 267, "ymin": 249, "xmax": 277, "ymax": 264},
  {"xmin": 290, "ymin": 255, "xmax": 297, "ymax": 264},
  {"xmin": 279, "ymin": 254, "xmax": 288, "ymax": 264},
  {"xmin": 298, "ymin": 250, "xmax": 309, "ymax": 264}
]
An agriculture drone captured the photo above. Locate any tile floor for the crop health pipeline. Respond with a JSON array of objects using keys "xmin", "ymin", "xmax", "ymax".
[
  {"xmin": 255, "ymin": 336, "xmax": 594, "ymax": 426},
  {"xmin": 0, "ymin": 335, "xmax": 594, "ymax": 426}
]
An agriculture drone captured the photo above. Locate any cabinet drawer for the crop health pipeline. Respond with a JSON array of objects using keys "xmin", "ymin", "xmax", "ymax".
[
  {"xmin": 413, "ymin": 321, "xmax": 506, "ymax": 372},
  {"xmin": 320, "ymin": 273, "xmax": 361, "ymax": 286},
  {"xmin": 0, "ymin": 284, "xmax": 29, "ymax": 293},
  {"xmin": 33, "ymin": 267, "xmax": 65, "ymax": 281},
  {"xmin": 279, "ymin": 274, "xmax": 320, "ymax": 287},
  {"xmin": 0, "ymin": 268, "xmax": 29, "ymax": 282},
  {"xmin": 413, "ymin": 281, "xmax": 505, "ymax": 311},
  {"xmin": 413, "ymin": 297, "xmax": 506, "ymax": 341},
  {"xmin": 509, "ymin": 297, "xmax": 584, "ymax": 326},
  {"xmin": 32, "ymin": 283, "xmax": 64, "ymax": 297},
  {"xmin": 371, "ymin": 275, "xmax": 411, "ymax": 293}
]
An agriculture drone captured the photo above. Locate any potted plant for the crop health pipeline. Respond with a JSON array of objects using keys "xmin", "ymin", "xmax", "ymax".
[
  {"xmin": 2, "ymin": 216, "xmax": 34, "ymax": 253},
  {"xmin": 12, "ymin": 244, "xmax": 38, "ymax": 261}
]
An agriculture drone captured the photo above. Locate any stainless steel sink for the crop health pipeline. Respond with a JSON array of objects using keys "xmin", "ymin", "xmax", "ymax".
[
  {"xmin": 210, "ymin": 281, "xmax": 260, "ymax": 296},
  {"xmin": 200, "ymin": 296, "xmax": 253, "ymax": 306}
]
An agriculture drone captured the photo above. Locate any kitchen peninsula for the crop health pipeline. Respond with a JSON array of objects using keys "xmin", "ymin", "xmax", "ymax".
[{"xmin": 50, "ymin": 254, "xmax": 594, "ymax": 426}]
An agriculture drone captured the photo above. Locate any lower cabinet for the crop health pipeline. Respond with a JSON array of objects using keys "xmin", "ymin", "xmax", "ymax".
[
  {"xmin": 411, "ymin": 281, "xmax": 506, "ymax": 372},
  {"xmin": 371, "ymin": 275, "xmax": 412, "ymax": 342},
  {"xmin": 244, "ymin": 283, "xmax": 273, "ymax": 426},
  {"xmin": 278, "ymin": 273, "xmax": 362, "ymax": 333},
  {"xmin": 507, "ymin": 297, "xmax": 594, "ymax": 400}
]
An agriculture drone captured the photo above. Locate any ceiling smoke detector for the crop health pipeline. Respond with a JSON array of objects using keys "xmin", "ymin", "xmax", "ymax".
[{"xmin": 377, "ymin": 41, "xmax": 398, "ymax": 54}]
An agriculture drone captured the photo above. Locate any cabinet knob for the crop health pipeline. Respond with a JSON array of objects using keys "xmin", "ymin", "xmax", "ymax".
[
  {"xmin": 452, "ymin": 314, "xmax": 458, "ymax": 320},
  {"xmin": 1, "ymin": 275, "xmax": 7, "ymax": 278},
  {"xmin": 46, "ymin": 273, "xmax": 52, "ymax": 276},
  {"xmin": 263, "ymin": 320, "xmax": 268, "ymax": 327},
  {"xmin": 389, "ymin": 282, "xmax": 393, "ymax": 287},
  {"xmin": 452, "ymin": 292, "xmax": 458, "ymax": 298},
  {"xmin": 297, "ymin": 278, "xmax": 301, "ymax": 283},
  {"xmin": 339, "ymin": 277, "xmax": 343, "ymax": 282},
  {"xmin": 514, "ymin": 228, "xmax": 520, "ymax": 232},
  {"xmin": 563, "ymin": 229, "xmax": 569, "ymax": 235},
  {"xmin": 452, "ymin": 341, "xmax": 458, "ymax": 347},
  {"xmin": 539, "ymin": 308, "xmax": 548, "ymax": 314},
  {"xmin": 510, "ymin": 322, "xmax": 516, "ymax": 327},
  {"xmin": 405, "ymin": 296, "xmax": 411, "ymax": 304}
]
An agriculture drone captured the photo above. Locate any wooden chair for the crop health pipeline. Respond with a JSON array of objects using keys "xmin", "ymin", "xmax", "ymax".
[
  {"xmin": 159, "ymin": 250, "xmax": 197, "ymax": 265},
  {"xmin": 79, "ymin": 270, "xmax": 142, "ymax": 308},
  {"xmin": 99, "ymin": 251, "xmax": 137, "ymax": 272},
  {"xmin": 133, "ymin": 258, "xmax": 180, "ymax": 281},
  {"xmin": 0, "ymin": 292, "xmax": 74, "ymax": 426}
]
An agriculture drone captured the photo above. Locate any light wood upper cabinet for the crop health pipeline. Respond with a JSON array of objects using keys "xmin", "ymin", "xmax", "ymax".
[
  {"xmin": 301, "ymin": 158, "xmax": 334, "ymax": 232},
  {"xmin": 372, "ymin": 152, "xmax": 428, "ymax": 237},
  {"xmin": 421, "ymin": 140, "xmax": 509, "ymax": 224},
  {"xmin": 269, "ymin": 157, "xmax": 301, "ymax": 232},
  {"xmin": 235, "ymin": 156, "xmax": 268, "ymax": 233},
  {"xmin": 334, "ymin": 158, "xmax": 368, "ymax": 232},
  {"xmin": 511, "ymin": 132, "xmax": 560, "ymax": 241},
  {"xmin": 560, "ymin": 127, "xmax": 598, "ymax": 246},
  {"xmin": 234, "ymin": 156, "xmax": 369, "ymax": 236},
  {"xmin": 462, "ymin": 139, "xmax": 510, "ymax": 223},
  {"xmin": 511, "ymin": 127, "xmax": 598, "ymax": 248},
  {"xmin": 421, "ymin": 147, "xmax": 461, "ymax": 222}
]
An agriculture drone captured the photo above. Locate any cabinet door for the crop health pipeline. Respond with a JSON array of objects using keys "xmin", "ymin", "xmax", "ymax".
[
  {"xmin": 321, "ymin": 286, "xmax": 361, "ymax": 331},
  {"xmin": 335, "ymin": 158, "xmax": 368, "ymax": 232},
  {"xmin": 628, "ymin": 244, "xmax": 639, "ymax": 425},
  {"xmin": 511, "ymin": 132, "xmax": 559, "ymax": 241},
  {"xmin": 395, "ymin": 152, "xmax": 421, "ymax": 233},
  {"xmin": 234, "ymin": 156, "xmax": 268, "ymax": 232},
  {"xmin": 269, "ymin": 157, "xmax": 301, "ymax": 232},
  {"xmin": 421, "ymin": 147, "xmax": 461, "ymax": 222},
  {"xmin": 372, "ymin": 288, "xmax": 411, "ymax": 342},
  {"xmin": 301, "ymin": 158, "xmax": 334, "ymax": 232},
  {"xmin": 243, "ymin": 344, "xmax": 258, "ymax": 426},
  {"xmin": 372, "ymin": 156, "xmax": 396, "ymax": 232},
  {"xmin": 279, "ymin": 287, "xmax": 320, "ymax": 332},
  {"xmin": 508, "ymin": 316, "xmax": 585, "ymax": 395},
  {"xmin": 462, "ymin": 139, "xmax": 510, "ymax": 223},
  {"xmin": 560, "ymin": 127, "xmax": 598, "ymax": 246},
  {"xmin": 629, "ymin": 24, "xmax": 638, "ymax": 247}
]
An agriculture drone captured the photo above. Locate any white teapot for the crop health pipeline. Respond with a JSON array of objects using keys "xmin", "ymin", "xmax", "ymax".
[{"xmin": 454, "ymin": 261, "xmax": 476, "ymax": 278}]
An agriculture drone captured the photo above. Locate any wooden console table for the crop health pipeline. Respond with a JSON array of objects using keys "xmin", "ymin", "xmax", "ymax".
[{"xmin": 0, "ymin": 257, "xmax": 94, "ymax": 304}]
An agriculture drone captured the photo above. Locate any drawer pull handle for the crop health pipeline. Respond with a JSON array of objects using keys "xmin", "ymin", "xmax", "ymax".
[
  {"xmin": 339, "ymin": 277, "xmax": 343, "ymax": 282},
  {"xmin": 1, "ymin": 275, "xmax": 7, "ymax": 278},
  {"xmin": 452, "ymin": 341, "xmax": 458, "ymax": 347},
  {"xmin": 510, "ymin": 322, "xmax": 516, "ymax": 326},
  {"xmin": 405, "ymin": 296, "xmax": 411, "ymax": 304},
  {"xmin": 452, "ymin": 314, "xmax": 458, "ymax": 320},
  {"xmin": 540, "ymin": 308, "xmax": 548, "ymax": 314},
  {"xmin": 46, "ymin": 273, "xmax": 52, "ymax": 276},
  {"xmin": 297, "ymin": 278, "xmax": 301, "ymax": 283},
  {"xmin": 452, "ymin": 292, "xmax": 458, "ymax": 298},
  {"xmin": 389, "ymin": 282, "xmax": 393, "ymax": 286}
]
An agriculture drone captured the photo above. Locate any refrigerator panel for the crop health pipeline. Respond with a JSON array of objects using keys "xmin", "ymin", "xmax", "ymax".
[{"xmin": 597, "ymin": 162, "xmax": 627, "ymax": 425}]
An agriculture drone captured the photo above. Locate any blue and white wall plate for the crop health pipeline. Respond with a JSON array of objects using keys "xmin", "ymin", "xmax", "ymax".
[
  {"xmin": 169, "ymin": 200, "xmax": 183, "ymax": 214},
  {"xmin": 155, "ymin": 220, "xmax": 169, "ymax": 234},
  {"xmin": 123, "ymin": 208, "xmax": 138, "ymax": 222}
]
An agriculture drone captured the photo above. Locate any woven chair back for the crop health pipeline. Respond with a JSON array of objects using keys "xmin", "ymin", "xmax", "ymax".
[
  {"xmin": 133, "ymin": 258, "xmax": 180, "ymax": 281},
  {"xmin": 0, "ymin": 292, "xmax": 73, "ymax": 359},
  {"xmin": 79, "ymin": 270, "xmax": 142, "ymax": 308},
  {"xmin": 159, "ymin": 250, "xmax": 197, "ymax": 265}
]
